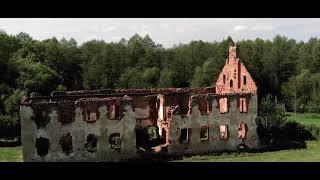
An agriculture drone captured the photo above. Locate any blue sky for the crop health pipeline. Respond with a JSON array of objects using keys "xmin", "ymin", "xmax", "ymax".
[{"xmin": 0, "ymin": 18, "xmax": 319, "ymax": 48}]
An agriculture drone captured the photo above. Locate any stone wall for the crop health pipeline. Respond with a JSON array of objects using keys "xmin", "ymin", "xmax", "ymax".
[
  {"xmin": 167, "ymin": 93, "xmax": 259, "ymax": 155},
  {"xmin": 21, "ymin": 97, "xmax": 137, "ymax": 162},
  {"xmin": 21, "ymin": 90, "xmax": 258, "ymax": 161}
]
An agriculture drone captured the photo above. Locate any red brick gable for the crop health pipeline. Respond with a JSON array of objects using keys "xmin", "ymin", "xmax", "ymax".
[{"xmin": 215, "ymin": 46, "xmax": 257, "ymax": 94}]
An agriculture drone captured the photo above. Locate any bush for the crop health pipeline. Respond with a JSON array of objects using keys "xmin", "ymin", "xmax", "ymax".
[
  {"xmin": 256, "ymin": 94, "xmax": 287, "ymax": 144},
  {"xmin": 0, "ymin": 115, "xmax": 20, "ymax": 139},
  {"xmin": 301, "ymin": 124, "xmax": 320, "ymax": 140},
  {"xmin": 256, "ymin": 95, "xmax": 319, "ymax": 150},
  {"xmin": 0, "ymin": 89, "xmax": 25, "ymax": 139},
  {"xmin": 280, "ymin": 121, "xmax": 315, "ymax": 141}
]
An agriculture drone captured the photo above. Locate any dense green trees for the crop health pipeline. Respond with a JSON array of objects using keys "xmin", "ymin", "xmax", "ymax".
[
  {"xmin": 282, "ymin": 70, "xmax": 320, "ymax": 112},
  {"xmin": 191, "ymin": 57, "xmax": 223, "ymax": 87},
  {"xmin": 1, "ymin": 30, "xmax": 320, "ymax": 138}
]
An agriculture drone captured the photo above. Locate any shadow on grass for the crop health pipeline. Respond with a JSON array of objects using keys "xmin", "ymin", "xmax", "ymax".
[{"xmin": 255, "ymin": 121, "xmax": 316, "ymax": 153}]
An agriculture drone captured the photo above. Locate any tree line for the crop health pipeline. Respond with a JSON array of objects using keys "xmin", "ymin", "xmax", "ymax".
[{"xmin": 1, "ymin": 30, "xmax": 320, "ymax": 138}]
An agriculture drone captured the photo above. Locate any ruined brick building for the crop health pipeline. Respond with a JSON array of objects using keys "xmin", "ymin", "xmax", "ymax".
[{"xmin": 20, "ymin": 46, "xmax": 258, "ymax": 161}]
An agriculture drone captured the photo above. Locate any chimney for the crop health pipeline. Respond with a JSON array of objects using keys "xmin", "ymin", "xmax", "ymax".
[{"xmin": 228, "ymin": 46, "xmax": 237, "ymax": 60}]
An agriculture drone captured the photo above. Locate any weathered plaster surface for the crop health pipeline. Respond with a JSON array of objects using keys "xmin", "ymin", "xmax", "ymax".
[{"xmin": 20, "ymin": 46, "xmax": 259, "ymax": 161}]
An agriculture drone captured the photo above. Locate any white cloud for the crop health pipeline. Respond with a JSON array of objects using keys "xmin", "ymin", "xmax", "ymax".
[
  {"xmin": 103, "ymin": 26, "xmax": 116, "ymax": 32},
  {"xmin": 250, "ymin": 25, "xmax": 274, "ymax": 31},
  {"xmin": 160, "ymin": 23, "xmax": 169, "ymax": 29},
  {"xmin": 139, "ymin": 30, "xmax": 150, "ymax": 36},
  {"xmin": 111, "ymin": 36, "xmax": 121, "ymax": 40},
  {"xmin": 127, "ymin": 24, "xmax": 150, "ymax": 36},
  {"xmin": 1, "ymin": 18, "xmax": 320, "ymax": 48},
  {"xmin": 233, "ymin": 25, "xmax": 248, "ymax": 32},
  {"xmin": 189, "ymin": 25, "xmax": 200, "ymax": 32},
  {"xmin": 128, "ymin": 25, "xmax": 138, "ymax": 31},
  {"xmin": 140, "ymin": 24, "xmax": 150, "ymax": 35},
  {"xmin": 141, "ymin": 24, "xmax": 149, "ymax": 30},
  {"xmin": 86, "ymin": 25, "xmax": 101, "ymax": 33},
  {"xmin": 176, "ymin": 27, "xmax": 185, "ymax": 33}
]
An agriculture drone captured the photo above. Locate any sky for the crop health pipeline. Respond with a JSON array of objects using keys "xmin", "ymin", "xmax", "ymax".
[{"xmin": 0, "ymin": 18, "xmax": 319, "ymax": 48}]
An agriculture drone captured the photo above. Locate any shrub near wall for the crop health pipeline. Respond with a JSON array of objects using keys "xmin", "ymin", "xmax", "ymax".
[
  {"xmin": 0, "ymin": 115, "xmax": 20, "ymax": 139},
  {"xmin": 286, "ymin": 113, "xmax": 320, "ymax": 140},
  {"xmin": 256, "ymin": 95, "xmax": 287, "ymax": 145}
]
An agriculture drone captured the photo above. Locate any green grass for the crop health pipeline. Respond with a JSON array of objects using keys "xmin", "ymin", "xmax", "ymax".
[
  {"xmin": 0, "ymin": 146, "xmax": 22, "ymax": 162},
  {"xmin": 286, "ymin": 112, "xmax": 320, "ymax": 127},
  {"xmin": 178, "ymin": 141, "xmax": 320, "ymax": 162},
  {"xmin": 3, "ymin": 142, "xmax": 320, "ymax": 162}
]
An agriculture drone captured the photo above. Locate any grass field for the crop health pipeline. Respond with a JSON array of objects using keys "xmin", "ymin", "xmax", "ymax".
[
  {"xmin": 178, "ymin": 141, "xmax": 320, "ymax": 162},
  {"xmin": 286, "ymin": 112, "xmax": 320, "ymax": 127},
  {"xmin": 1, "ymin": 113, "xmax": 320, "ymax": 162},
  {"xmin": 0, "ymin": 146, "xmax": 22, "ymax": 162}
]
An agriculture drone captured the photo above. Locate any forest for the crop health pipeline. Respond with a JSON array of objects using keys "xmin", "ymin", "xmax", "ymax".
[{"xmin": 1, "ymin": 30, "xmax": 320, "ymax": 139}]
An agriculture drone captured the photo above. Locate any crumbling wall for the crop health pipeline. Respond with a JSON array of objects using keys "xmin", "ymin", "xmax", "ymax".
[
  {"xmin": 156, "ymin": 94, "xmax": 190, "ymax": 146},
  {"xmin": 21, "ymin": 97, "xmax": 137, "ymax": 162},
  {"xmin": 215, "ymin": 46, "xmax": 257, "ymax": 94},
  {"xmin": 167, "ymin": 93, "xmax": 259, "ymax": 156},
  {"xmin": 21, "ymin": 91, "xmax": 258, "ymax": 161}
]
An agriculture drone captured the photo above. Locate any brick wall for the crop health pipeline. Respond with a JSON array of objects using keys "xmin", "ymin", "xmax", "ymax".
[{"xmin": 215, "ymin": 46, "xmax": 257, "ymax": 95}]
